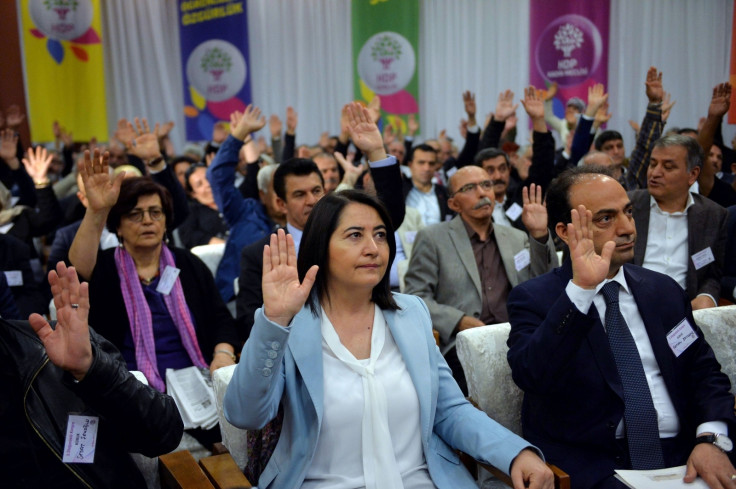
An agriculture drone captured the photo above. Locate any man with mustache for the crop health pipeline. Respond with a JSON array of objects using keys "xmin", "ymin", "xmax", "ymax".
[
  {"xmin": 404, "ymin": 165, "xmax": 556, "ymax": 392},
  {"xmin": 507, "ymin": 165, "xmax": 736, "ymax": 489}
]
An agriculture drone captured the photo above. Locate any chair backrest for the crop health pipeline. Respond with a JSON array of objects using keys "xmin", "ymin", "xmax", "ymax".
[
  {"xmin": 212, "ymin": 364, "xmax": 248, "ymax": 470},
  {"xmin": 190, "ymin": 243, "xmax": 226, "ymax": 278},
  {"xmin": 456, "ymin": 322, "xmax": 523, "ymax": 435},
  {"xmin": 693, "ymin": 305, "xmax": 736, "ymax": 394}
]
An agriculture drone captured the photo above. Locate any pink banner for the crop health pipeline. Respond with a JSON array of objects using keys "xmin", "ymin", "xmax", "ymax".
[{"xmin": 529, "ymin": 0, "xmax": 610, "ymax": 119}]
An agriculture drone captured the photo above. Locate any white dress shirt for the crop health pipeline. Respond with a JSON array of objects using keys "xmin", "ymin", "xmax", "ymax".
[
  {"xmin": 642, "ymin": 194, "xmax": 693, "ymax": 291},
  {"xmin": 406, "ymin": 186, "xmax": 440, "ymax": 226},
  {"xmin": 492, "ymin": 195, "xmax": 512, "ymax": 228},
  {"xmin": 565, "ymin": 267, "xmax": 726, "ymax": 439},
  {"xmin": 303, "ymin": 307, "xmax": 434, "ymax": 489}
]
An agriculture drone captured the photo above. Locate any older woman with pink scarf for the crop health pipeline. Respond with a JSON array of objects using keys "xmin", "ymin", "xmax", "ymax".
[{"xmin": 69, "ymin": 150, "xmax": 238, "ymax": 392}]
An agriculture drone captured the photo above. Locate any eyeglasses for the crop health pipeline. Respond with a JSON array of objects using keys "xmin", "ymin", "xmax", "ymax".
[
  {"xmin": 451, "ymin": 180, "xmax": 493, "ymax": 196},
  {"xmin": 125, "ymin": 207, "xmax": 164, "ymax": 222}
]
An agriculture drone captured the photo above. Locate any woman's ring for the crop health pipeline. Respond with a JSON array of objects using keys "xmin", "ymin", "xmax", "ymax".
[{"xmin": 71, "ymin": 303, "xmax": 79, "ymax": 309}]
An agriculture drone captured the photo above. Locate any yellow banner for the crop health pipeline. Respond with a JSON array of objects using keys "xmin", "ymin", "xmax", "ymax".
[{"xmin": 20, "ymin": 0, "xmax": 107, "ymax": 142}]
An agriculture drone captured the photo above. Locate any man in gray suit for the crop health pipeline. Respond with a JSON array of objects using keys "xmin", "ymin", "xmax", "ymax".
[
  {"xmin": 404, "ymin": 165, "xmax": 556, "ymax": 392},
  {"xmin": 629, "ymin": 134, "xmax": 727, "ymax": 310}
]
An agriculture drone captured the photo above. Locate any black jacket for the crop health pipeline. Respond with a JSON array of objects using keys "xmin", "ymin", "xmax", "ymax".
[{"xmin": 0, "ymin": 319, "xmax": 183, "ymax": 488}]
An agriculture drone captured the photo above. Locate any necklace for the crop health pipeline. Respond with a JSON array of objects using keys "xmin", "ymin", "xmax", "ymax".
[{"xmin": 139, "ymin": 271, "xmax": 159, "ymax": 285}]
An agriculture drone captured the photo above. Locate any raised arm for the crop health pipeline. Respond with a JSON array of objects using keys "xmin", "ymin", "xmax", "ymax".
[
  {"xmin": 697, "ymin": 83, "xmax": 731, "ymax": 159},
  {"xmin": 479, "ymin": 90, "xmax": 517, "ymax": 152},
  {"xmin": 68, "ymin": 150, "xmax": 125, "ymax": 280},
  {"xmin": 627, "ymin": 67, "xmax": 667, "ymax": 190}
]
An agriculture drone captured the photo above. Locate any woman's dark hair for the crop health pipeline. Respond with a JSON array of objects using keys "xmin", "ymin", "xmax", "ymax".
[
  {"xmin": 297, "ymin": 189, "xmax": 399, "ymax": 316},
  {"xmin": 184, "ymin": 163, "xmax": 207, "ymax": 193},
  {"xmin": 106, "ymin": 177, "xmax": 174, "ymax": 234}
]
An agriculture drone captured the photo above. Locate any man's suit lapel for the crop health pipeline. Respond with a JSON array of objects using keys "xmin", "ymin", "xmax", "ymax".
[
  {"xmin": 448, "ymin": 217, "xmax": 482, "ymax": 298},
  {"xmin": 558, "ymin": 262, "xmax": 624, "ymax": 400},
  {"xmin": 384, "ymin": 306, "xmax": 433, "ymax": 443},
  {"xmin": 288, "ymin": 308, "xmax": 324, "ymax": 425},
  {"xmin": 495, "ymin": 225, "xmax": 520, "ymax": 286},
  {"xmin": 624, "ymin": 265, "xmax": 679, "ymax": 396}
]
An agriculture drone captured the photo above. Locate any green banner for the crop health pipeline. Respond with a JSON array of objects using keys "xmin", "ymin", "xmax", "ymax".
[{"xmin": 352, "ymin": 0, "xmax": 419, "ymax": 133}]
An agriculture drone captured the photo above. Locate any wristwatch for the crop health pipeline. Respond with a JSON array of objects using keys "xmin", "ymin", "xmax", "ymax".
[{"xmin": 694, "ymin": 433, "xmax": 733, "ymax": 453}]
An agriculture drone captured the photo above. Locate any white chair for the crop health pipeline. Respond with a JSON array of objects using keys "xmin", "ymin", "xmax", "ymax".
[
  {"xmin": 693, "ymin": 305, "xmax": 736, "ymax": 393},
  {"xmin": 212, "ymin": 364, "xmax": 248, "ymax": 471},
  {"xmin": 190, "ymin": 243, "xmax": 226, "ymax": 278}
]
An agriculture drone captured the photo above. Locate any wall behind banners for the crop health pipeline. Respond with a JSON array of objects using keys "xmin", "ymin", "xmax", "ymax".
[{"xmin": 16, "ymin": 0, "xmax": 734, "ymax": 150}]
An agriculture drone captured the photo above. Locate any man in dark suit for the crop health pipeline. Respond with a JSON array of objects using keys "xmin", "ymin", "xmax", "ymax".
[
  {"xmin": 507, "ymin": 166, "xmax": 736, "ymax": 489},
  {"xmin": 629, "ymin": 134, "xmax": 727, "ymax": 310}
]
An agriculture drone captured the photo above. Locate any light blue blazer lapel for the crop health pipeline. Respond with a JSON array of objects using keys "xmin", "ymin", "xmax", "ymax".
[
  {"xmin": 383, "ymin": 304, "xmax": 434, "ymax": 444},
  {"xmin": 287, "ymin": 307, "xmax": 324, "ymax": 425}
]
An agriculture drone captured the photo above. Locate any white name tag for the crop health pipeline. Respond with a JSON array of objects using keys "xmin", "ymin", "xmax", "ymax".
[
  {"xmin": 514, "ymin": 249, "xmax": 530, "ymax": 271},
  {"xmin": 505, "ymin": 202, "xmax": 523, "ymax": 222},
  {"xmin": 62, "ymin": 415, "xmax": 99, "ymax": 463},
  {"xmin": 404, "ymin": 231, "xmax": 417, "ymax": 244},
  {"xmin": 691, "ymin": 247, "xmax": 715, "ymax": 270},
  {"xmin": 0, "ymin": 222, "xmax": 13, "ymax": 234},
  {"xmin": 666, "ymin": 318, "xmax": 698, "ymax": 357},
  {"xmin": 446, "ymin": 166, "xmax": 458, "ymax": 178},
  {"xmin": 156, "ymin": 265, "xmax": 180, "ymax": 295},
  {"xmin": 4, "ymin": 270, "xmax": 23, "ymax": 287}
]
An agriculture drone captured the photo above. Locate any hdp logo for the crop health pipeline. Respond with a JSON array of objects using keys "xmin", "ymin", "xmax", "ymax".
[
  {"xmin": 31, "ymin": 0, "xmax": 92, "ymax": 40},
  {"xmin": 200, "ymin": 47, "xmax": 232, "ymax": 82},
  {"xmin": 187, "ymin": 40, "xmax": 247, "ymax": 102},
  {"xmin": 371, "ymin": 34, "xmax": 402, "ymax": 70}
]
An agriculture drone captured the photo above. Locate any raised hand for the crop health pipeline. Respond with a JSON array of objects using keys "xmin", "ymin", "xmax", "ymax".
[
  {"xmin": 53, "ymin": 121, "xmax": 74, "ymax": 148},
  {"xmin": 319, "ymin": 131, "xmax": 330, "ymax": 150},
  {"xmin": 495, "ymin": 90, "xmax": 518, "ymax": 122},
  {"xmin": 542, "ymin": 81, "xmax": 558, "ymax": 102},
  {"xmin": 230, "ymin": 104, "xmax": 266, "ymax": 141},
  {"xmin": 28, "ymin": 262, "xmax": 92, "ymax": 380},
  {"xmin": 5, "ymin": 105, "xmax": 26, "ymax": 128},
  {"xmin": 459, "ymin": 119, "xmax": 468, "ymax": 140},
  {"xmin": 585, "ymin": 83, "xmax": 609, "ymax": 117},
  {"xmin": 382, "ymin": 123, "xmax": 396, "ymax": 146},
  {"xmin": 366, "ymin": 96, "xmax": 381, "ymax": 123},
  {"xmin": 593, "ymin": 102, "xmax": 612, "ymax": 129},
  {"xmin": 212, "ymin": 121, "xmax": 228, "ymax": 144},
  {"xmin": 128, "ymin": 118, "xmax": 162, "ymax": 161},
  {"xmin": 346, "ymin": 101, "xmax": 386, "ymax": 161},
  {"xmin": 707, "ymin": 82, "xmax": 732, "ymax": 119},
  {"xmin": 520, "ymin": 86, "xmax": 544, "ymax": 120},
  {"xmin": 628, "ymin": 120, "xmax": 641, "ymax": 135},
  {"xmin": 644, "ymin": 66, "xmax": 663, "ymax": 104},
  {"xmin": 114, "ymin": 118, "xmax": 136, "ymax": 147},
  {"xmin": 286, "ymin": 106, "xmax": 298, "ymax": 135},
  {"xmin": 0, "ymin": 129, "xmax": 19, "ymax": 167},
  {"xmin": 407, "ymin": 113, "xmax": 419, "ymax": 136},
  {"xmin": 661, "ymin": 92, "xmax": 676, "ymax": 122},
  {"xmin": 262, "ymin": 229, "xmax": 318, "ymax": 326},
  {"xmin": 568, "ymin": 205, "xmax": 613, "ymax": 289},
  {"xmin": 521, "ymin": 184, "xmax": 549, "ymax": 240},
  {"xmin": 269, "ymin": 114, "xmax": 283, "ymax": 139},
  {"xmin": 22, "ymin": 146, "xmax": 53, "ymax": 183},
  {"xmin": 463, "ymin": 90, "xmax": 477, "ymax": 125},
  {"xmin": 335, "ymin": 151, "xmax": 364, "ymax": 187},
  {"xmin": 78, "ymin": 149, "xmax": 124, "ymax": 212},
  {"xmin": 156, "ymin": 121, "xmax": 175, "ymax": 140}
]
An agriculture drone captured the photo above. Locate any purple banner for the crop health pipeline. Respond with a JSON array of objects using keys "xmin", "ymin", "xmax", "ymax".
[
  {"xmin": 530, "ymin": 0, "xmax": 609, "ymax": 120},
  {"xmin": 178, "ymin": 0, "xmax": 251, "ymax": 141}
]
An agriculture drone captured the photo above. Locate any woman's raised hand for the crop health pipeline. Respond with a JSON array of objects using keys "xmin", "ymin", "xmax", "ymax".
[
  {"xmin": 79, "ymin": 149, "xmax": 125, "ymax": 213},
  {"xmin": 262, "ymin": 229, "xmax": 318, "ymax": 326}
]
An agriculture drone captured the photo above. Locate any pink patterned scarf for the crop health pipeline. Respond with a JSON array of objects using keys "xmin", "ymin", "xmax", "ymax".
[{"xmin": 115, "ymin": 244, "xmax": 207, "ymax": 391}]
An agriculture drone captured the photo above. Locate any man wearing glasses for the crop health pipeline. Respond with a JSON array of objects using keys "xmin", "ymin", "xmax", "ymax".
[{"xmin": 404, "ymin": 165, "xmax": 556, "ymax": 392}]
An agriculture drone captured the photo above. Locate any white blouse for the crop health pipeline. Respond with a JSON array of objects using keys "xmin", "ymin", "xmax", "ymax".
[{"xmin": 302, "ymin": 305, "xmax": 435, "ymax": 489}]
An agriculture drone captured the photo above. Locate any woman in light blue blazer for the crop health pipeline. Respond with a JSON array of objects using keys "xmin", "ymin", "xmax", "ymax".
[{"xmin": 224, "ymin": 104, "xmax": 552, "ymax": 489}]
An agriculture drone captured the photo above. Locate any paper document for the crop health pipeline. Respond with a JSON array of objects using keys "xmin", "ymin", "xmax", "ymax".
[
  {"xmin": 166, "ymin": 367, "xmax": 218, "ymax": 430},
  {"xmin": 615, "ymin": 466, "xmax": 708, "ymax": 489}
]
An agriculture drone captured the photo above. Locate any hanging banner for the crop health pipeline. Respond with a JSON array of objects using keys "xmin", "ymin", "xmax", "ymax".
[
  {"xmin": 529, "ymin": 0, "xmax": 610, "ymax": 122},
  {"xmin": 179, "ymin": 0, "xmax": 251, "ymax": 141},
  {"xmin": 20, "ymin": 0, "xmax": 107, "ymax": 142},
  {"xmin": 352, "ymin": 0, "xmax": 419, "ymax": 134}
]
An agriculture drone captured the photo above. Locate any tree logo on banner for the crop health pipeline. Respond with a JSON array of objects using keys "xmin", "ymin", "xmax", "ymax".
[
  {"xmin": 28, "ymin": 0, "xmax": 101, "ymax": 64},
  {"xmin": 200, "ymin": 47, "xmax": 233, "ymax": 82},
  {"xmin": 186, "ymin": 40, "xmax": 246, "ymax": 103},
  {"xmin": 358, "ymin": 31, "xmax": 415, "ymax": 96},
  {"xmin": 535, "ymin": 14, "xmax": 603, "ymax": 88},
  {"xmin": 553, "ymin": 23, "xmax": 583, "ymax": 57}
]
